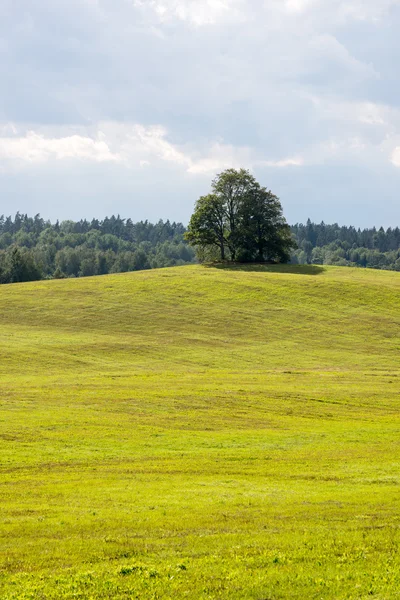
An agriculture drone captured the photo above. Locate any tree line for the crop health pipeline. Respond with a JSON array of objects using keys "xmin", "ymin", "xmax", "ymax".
[
  {"xmin": 0, "ymin": 214, "xmax": 195, "ymax": 284},
  {"xmin": 1, "ymin": 212, "xmax": 400, "ymax": 284},
  {"xmin": 291, "ymin": 219, "xmax": 400, "ymax": 270}
]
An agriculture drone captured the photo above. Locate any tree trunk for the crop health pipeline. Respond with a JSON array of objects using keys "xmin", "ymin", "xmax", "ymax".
[{"xmin": 257, "ymin": 223, "xmax": 264, "ymax": 262}]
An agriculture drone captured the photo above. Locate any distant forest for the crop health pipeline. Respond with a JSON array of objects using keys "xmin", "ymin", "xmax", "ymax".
[
  {"xmin": 1, "ymin": 213, "xmax": 400, "ymax": 283},
  {"xmin": 0, "ymin": 214, "xmax": 195, "ymax": 283},
  {"xmin": 291, "ymin": 220, "xmax": 400, "ymax": 270}
]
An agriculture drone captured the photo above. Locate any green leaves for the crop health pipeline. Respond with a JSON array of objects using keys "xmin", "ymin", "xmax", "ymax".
[
  {"xmin": 185, "ymin": 194, "xmax": 227, "ymax": 260},
  {"xmin": 186, "ymin": 169, "xmax": 295, "ymax": 263}
]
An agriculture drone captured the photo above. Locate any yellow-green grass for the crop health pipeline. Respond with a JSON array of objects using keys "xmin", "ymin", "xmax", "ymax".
[{"xmin": 1, "ymin": 264, "xmax": 400, "ymax": 599}]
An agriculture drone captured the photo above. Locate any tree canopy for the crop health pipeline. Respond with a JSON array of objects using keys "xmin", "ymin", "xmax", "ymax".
[
  {"xmin": 2, "ymin": 210, "xmax": 400, "ymax": 285},
  {"xmin": 0, "ymin": 215, "xmax": 195, "ymax": 284},
  {"xmin": 185, "ymin": 169, "xmax": 295, "ymax": 263}
]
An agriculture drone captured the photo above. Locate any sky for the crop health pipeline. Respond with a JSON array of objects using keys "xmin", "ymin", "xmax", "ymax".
[{"xmin": 1, "ymin": 0, "xmax": 400, "ymax": 227}]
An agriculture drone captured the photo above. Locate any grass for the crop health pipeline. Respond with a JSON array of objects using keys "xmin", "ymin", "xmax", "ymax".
[{"xmin": 1, "ymin": 263, "xmax": 400, "ymax": 599}]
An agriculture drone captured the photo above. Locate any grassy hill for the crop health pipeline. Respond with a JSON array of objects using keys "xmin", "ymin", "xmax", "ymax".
[{"xmin": 1, "ymin": 264, "xmax": 400, "ymax": 599}]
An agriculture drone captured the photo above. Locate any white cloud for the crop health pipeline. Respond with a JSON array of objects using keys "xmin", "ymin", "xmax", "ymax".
[
  {"xmin": 281, "ymin": 0, "xmax": 400, "ymax": 22},
  {"xmin": 0, "ymin": 123, "xmax": 306, "ymax": 174},
  {"xmin": 391, "ymin": 147, "xmax": 400, "ymax": 167},
  {"xmin": 126, "ymin": 125, "xmax": 190, "ymax": 167},
  {"xmin": 338, "ymin": 0, "xmax": 400, "ymax": 22},
  {"xmin": 260, "ymin": 157, "xmax": 304, "ymax": 167},
  {"xmin": 307, "ymin": 96, "xmax": 391, "ymax": 127},
  {"xmin": 0, "ymin": 131, "xmax": 119, "ymax": 164},
  {"xmin": 134, "ymin": 0, "xmax": 242, "ymax": 25},
  {"xmin": 185, "ymin": 141, "xmax": 252, "ymax": 173},
  {"xmin": 135, "ymin": 0, "xmax": 400, "ymax": 25},
  {"xmin": 121, "ymin": 129, "xmax": 302, "ymax": 173},
  {"xmin": 358, "ymin": 105, "xmax": 386, "ymax": 126},
  {"xmin": 284, "ymin": 0, "xmax": 318, "ymax": 15},
  {"xmin": 308, "ymin": 34, "xmax": 378, "ymax": 79}
]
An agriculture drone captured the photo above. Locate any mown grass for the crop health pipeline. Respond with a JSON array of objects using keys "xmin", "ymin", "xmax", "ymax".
[{"xmin": 1, "ymin": 264, "xmax": 400, "ymax": 599}]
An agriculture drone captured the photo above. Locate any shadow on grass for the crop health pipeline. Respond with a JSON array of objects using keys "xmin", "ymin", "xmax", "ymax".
[{"xmin": 205, "ymin": 263, "xmax": 325, "ymax": 275}]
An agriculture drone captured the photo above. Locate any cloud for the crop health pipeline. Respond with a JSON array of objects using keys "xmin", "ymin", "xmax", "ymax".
[
  {"xmin": 284, "ymin": 0, "xmax": 318, "ymax": 15},
  {"xmin": 0, "ymin": 131, "xmax": 119, "ymax": 165},
  {"xmin": 260, "ymin": 158, "xmax": 304, "ymax": 168},
  {"xmin": 0, "ymin": 123, "xmax": 304, "ymax": 175},
  {"xmin": 126, "ymin": 125, "xmax": 190, "ymax": 167},
  {"xmin": 1, "ymin": 0, "xmax": 400, "ymax": 226},
  {"xmin": 282, "ymin": 0, "xmax": 400, "ymax": 22},
  {"xmin": 134, "ymin": 0, "xmax": 243, "ymax": 25},
  {"xmin": 391, "ymin": 147, "xmax": 400, "ymax": 167},
  {"xmin": 308, "ymin": 34, "xmax": 378, "ymax": 80}
]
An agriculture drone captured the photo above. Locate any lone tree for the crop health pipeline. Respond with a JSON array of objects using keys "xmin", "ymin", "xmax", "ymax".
[{"xmin": 185, "ymin": 168, "xmax": 295, "ymax": 263}]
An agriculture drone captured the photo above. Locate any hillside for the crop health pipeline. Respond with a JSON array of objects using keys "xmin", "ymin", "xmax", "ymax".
[{"xmin": 1, "ymin": 265, "xmax": 400, "ymax": 599}]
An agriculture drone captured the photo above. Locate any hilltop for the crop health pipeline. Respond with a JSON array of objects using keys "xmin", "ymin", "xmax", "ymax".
[
  {"xmin": 2, "ymin": 213, "xmax": 400, "ymax": 285},
  {"xmin": 1, "ymin": 265, "xmax": 400, "ymax": 599}
]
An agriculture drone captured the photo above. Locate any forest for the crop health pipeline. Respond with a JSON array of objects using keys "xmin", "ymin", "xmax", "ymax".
[
  {"xmin": 291, "ymin": 219, "xmax": 400, "ymax": 270},
  {"xmin": 1, "ymin": 212, "xmax": 400, "ymax": 283},
  {"xmin": 0, "ymin": 213, "xmax": 195, "ymax": 283}
]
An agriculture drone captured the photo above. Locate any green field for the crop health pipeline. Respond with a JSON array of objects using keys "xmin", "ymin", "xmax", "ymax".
[{"xmin": 1, "ymin": 264, "xmax": 400, "ymax": 599}]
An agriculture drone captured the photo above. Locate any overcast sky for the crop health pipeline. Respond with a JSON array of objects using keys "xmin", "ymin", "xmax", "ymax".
[{"xmin": 1, "ymin": 0, "xmax": 400, "ymax": 227}]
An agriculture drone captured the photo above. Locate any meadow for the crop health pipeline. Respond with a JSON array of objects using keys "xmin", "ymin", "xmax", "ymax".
[{"xmin": 1, "ymin": 264, "xmax": 400, "ymax": 599}]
